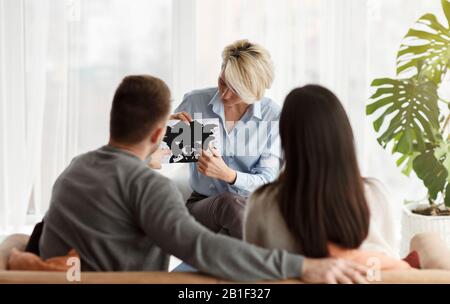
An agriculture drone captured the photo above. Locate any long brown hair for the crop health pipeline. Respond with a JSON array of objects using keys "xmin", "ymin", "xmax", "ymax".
[{"xmin": 277, "ymin": 85, "xmax": 370, "ymax": 258}]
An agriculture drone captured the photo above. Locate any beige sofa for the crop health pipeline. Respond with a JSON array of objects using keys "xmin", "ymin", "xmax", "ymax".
[{"xmin": 2, "ymin": 234, "xmax": 450, "ymax": 284}]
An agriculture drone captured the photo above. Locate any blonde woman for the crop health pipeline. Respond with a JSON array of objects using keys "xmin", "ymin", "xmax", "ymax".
[{"xmin": 172, "ymin": 39, "xmax": 280, "ymax": 240}]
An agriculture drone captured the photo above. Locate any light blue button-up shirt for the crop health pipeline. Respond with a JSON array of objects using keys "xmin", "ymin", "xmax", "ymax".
[{"xmin": 174, "ymin": 87, "xmax": 281, "ymax": 198}]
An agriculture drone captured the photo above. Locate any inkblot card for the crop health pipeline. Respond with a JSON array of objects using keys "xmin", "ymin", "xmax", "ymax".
[{"xmin": 160, "ymin": 118, "xmax": 222, "ymax": 163}]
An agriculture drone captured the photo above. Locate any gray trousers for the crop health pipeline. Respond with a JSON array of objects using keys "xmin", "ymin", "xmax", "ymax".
[{"xmin": 186, "ymin": 191, "xmax": 247, "ymax": 239}]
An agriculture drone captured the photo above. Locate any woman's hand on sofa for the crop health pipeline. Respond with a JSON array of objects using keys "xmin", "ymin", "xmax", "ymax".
[{"xmin": 302, "ymin": 257, "xmax": 368, "ymax": 284}]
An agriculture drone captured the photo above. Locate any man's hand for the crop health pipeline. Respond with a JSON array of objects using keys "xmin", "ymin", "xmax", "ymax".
[
  {"xmin": 148, "ymin": 148, "xmax": 171, "ymax": 169},
  {"xmin": 197, "ymin": 148, "xmax": 237, "ymax": 184},
  {"xmin": 170, "ymin": 112, "xmax": 192, "ymax": 123},
  {"xmin": 301, "ymin": 257, "xmax": 368, "ymax": 284}
]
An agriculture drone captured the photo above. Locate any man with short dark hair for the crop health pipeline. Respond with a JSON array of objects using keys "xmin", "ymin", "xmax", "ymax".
[
  {"xmin": 109, "ymin": 75, "xmax": 171, "ymax": 145},
  {"xmin": 39, "ymin": 75, "xmax": 368, "ymax": 283}
]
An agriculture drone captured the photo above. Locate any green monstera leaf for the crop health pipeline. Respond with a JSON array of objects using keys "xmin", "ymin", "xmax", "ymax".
[
  {"xmin": 368, "ymin": 0, "xmax": 450, "ymax": 206},
  {"xmin": 413, "ymin": 150, "xmax": 447, "ymax": 200},
  {"xmin": 397, "ymin": 0, "xmax": 450, "ymax": 83},
  {"xmin": 434, "ymin": 140, "xmax": 450, "ymax": 207},
  {"xmin": 413, "ymin": 140, "xmax": 450, "ymax": 207},
  {"xmin": 367, "ymin": 77, "xmax": 440, "ymax": 158}
]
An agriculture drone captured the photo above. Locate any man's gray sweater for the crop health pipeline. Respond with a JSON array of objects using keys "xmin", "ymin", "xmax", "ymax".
[{"xmin": 39, "ymin": 145, "xmax": 303, "ymax": 281}]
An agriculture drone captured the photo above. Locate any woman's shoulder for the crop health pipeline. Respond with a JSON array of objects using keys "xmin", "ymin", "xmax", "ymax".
[
  {"xmin": 364, "ymin": 177, "xmax": 385, "ymax": 189},
  {"xmin": 246, "ymin": 181, "xmax": 301, "ymax": 252},
  {"xmin": 247, "ymin": 183, "xmax": 279, "ymax": 218},
  {"xmin": 259, "ymin": 97, "xmax": 281, "ymax": 120},
  {"xmin": 249, "ymin": 182, "xmax": 279, "ymax": 204},
  {"xmin": 176, "ymin": 87, "xmax": 218, "ymax": 113},
  {"xmin": 362, "ymin": 177, "xmax": 394, "ymax": 217},
  {"xmin": 184, "ymin": 87, "xmax": 218, "ymax": 102},
  {"xmin": 363, "ymin": 177, "xmax": 390, "ymax": 201}
]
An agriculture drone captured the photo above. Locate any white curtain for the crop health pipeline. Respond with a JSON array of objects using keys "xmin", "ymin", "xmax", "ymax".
[
  {"xmin": 0, "ymin": 0, "xmax": 49, "ymax": 232},
  {"xmin": 38, "ymin": 0, "xmax": 81, "ymax": 222},
  {"xmin": 0, "ymin": 0, "xmax": 173, "ymax": 233}
]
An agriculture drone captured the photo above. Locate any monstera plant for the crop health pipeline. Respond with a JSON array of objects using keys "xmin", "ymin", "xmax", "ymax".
[{"xmin": 367, "ymin": 0, "xmax": 450, "ymax": 215}]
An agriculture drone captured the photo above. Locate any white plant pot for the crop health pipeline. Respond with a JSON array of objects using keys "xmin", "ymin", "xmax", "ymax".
[{"xmin": 400, "ymin": 202, "xmax": 450, "ymax": 256}]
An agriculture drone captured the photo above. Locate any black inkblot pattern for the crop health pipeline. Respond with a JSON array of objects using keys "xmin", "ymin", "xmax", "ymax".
[{"xmin": 163, "ymin": 121, "xmax": 217, "ymax": 163}]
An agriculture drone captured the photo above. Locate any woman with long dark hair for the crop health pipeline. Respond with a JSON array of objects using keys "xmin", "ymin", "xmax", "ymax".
[{"xmin": 244, "ymin": 85, "xmax": 409, "ymax": 270}]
